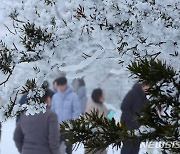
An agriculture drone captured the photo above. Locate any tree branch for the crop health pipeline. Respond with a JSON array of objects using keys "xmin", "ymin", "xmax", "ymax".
[{"xmin": 0, "ymin": 66, "xmax": 15, "ymax": 86}]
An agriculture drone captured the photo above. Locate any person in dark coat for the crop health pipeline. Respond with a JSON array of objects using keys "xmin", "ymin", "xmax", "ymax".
[
  {"xmin": 13, "ymin": 90, "xmax": 60, "ymax": 154},
  {"xmin": 120, "ymin": 82, "xmax": 150, "ymax": 154}
]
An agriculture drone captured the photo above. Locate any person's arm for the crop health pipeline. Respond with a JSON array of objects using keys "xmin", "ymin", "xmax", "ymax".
[
  {"xmin": 13, "ymin": 120, "xmax": 24, "ymax": 153},
  {"xmin": 72, "ymin": 94, "xmax": 81, "ymax": 119},
  {"xmin": 51, "ymin": 95, "xmax": 56, "ymax": 112},
  {"xmin": 121, "ymin": 92, "xmax": 139, "ymax": 129},
  {"xmin": 48, "ymin": 113, "xmax": 60, "ymax": 154}
]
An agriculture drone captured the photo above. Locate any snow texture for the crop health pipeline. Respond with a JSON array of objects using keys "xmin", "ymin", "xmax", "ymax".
[
  {"xmin": 0, "ymin": 0, "xmax": 179, "ymax": 153},
  {"xmin": 0, "ymin": 107, "xmax": 161, "ymax": 154},
  {"xmin": 0, "ymin": 0, "xmax": 179, "ymax": 118}
]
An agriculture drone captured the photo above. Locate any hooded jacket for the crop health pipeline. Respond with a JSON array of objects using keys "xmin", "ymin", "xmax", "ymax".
[
  {"xmin": 120, "ymin": 84, "xmax": 148, "ymax": 130},
  {"xmin": 51, "ymin": 86, "xmax": 81, "ymax": 124}
]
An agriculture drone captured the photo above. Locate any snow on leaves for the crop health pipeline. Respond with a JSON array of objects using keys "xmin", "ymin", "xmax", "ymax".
[{"xmin": 0, "ymin": 0, "xmax": 179, "ymax": 120}]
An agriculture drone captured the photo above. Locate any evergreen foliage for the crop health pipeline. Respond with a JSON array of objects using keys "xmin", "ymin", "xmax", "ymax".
[
  {"xmin": 0, "ymin": 0, "xmax": 179, "ymax": 119},
  {"xmin": 20, "ymin": 22, "xmax": 54, "ymax": 51},
  {"xmin": 128, "ymin": 58, "xmax": 180, "ymax": 153},
  {"xmin": 0, "ymin": 1, "xmax": 179, "ymax": 153},
  {"xmin": 61, "ymin": 58, "xmax": 180, "ymax": 153},
  {"xmin": 61, "ymin": 110, "xmax": 128, "ymax": 153},
  {"xmin": 0, "ymin": 41, "xmax": 15, "ymax": 75}
]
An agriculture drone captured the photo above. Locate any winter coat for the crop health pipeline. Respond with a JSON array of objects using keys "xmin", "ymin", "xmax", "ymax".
[
  {"xmin": 85, "ymin": 100, "xmax": 108, "ymax": 118},
  {"xmin": 13, "ymin": 109, "xmax": 60, "ymax": 154},
  {"xmin": 51, "ymin": 86, "xmax": 81, "ymax": 124},
  {"xmin": 120, "ymin": 83, "xmax": 148, "ymax": 130},
  {"xmin": 85, "ymin": 100, "xmax": 108, "ymax": 154},
  {"xmin": 77, "ymin": 86, "xmax": 88, "ymax": 113}
]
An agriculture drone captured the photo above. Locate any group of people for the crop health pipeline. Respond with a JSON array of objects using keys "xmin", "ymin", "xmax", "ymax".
[{"xmin": 13, "ymin": 76, "xmax": 150, "ymax": 154}]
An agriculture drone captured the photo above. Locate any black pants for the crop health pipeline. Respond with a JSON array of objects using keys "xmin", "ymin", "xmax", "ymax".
[
  {"xmin": 60, "ymin": 135, "xmax": 72, "ymax": 154},
  {"xmin": 121, "ymin": 139, "xmax": 140, "ymax": 154}
]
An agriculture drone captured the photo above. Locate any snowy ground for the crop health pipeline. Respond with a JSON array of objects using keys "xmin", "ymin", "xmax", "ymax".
[
  {"xmin": 0, "ymin": 106, "xmax": 161, "ymax": 154},
  {"xmin": 0, "ymin": 119, "xmax": 121, "ymax": 154}
]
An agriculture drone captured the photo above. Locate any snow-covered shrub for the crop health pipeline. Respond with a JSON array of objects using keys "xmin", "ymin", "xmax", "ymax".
[{"xmin": 0, "ymin": 0, "xmax": 179, "ymax": 120}]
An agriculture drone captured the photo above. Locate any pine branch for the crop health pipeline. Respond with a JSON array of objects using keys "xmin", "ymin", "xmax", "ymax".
[
  {"xmin": 128, "ymin": 58, "xmax": 180, "ymax": 153},
  {"xmin": 0, "ymin": 66, "xmax": 15, "ymax": 86},
  {"xmin": 60, "ymin": 110, "xmax": 135, "ymax": 153},
  {"xmin": 20, "ymin": 22, "xmax": 54, "ymax": 51},
  {"xmin": 61, "ymin": 58, "xmax": 179, "ymax": 153},
  {"xmin": 4, "ymin": 90, "xmax": 19, "ymax": 119},
  {"xmin": 44, "ymin": 0, "xmax": 56, "ymax": 6}
]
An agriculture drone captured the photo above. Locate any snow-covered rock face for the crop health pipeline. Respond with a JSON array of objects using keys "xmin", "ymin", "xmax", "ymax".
[{"xmin": 0, "ymin": 0, "xmax": 179, "ymax": 120}]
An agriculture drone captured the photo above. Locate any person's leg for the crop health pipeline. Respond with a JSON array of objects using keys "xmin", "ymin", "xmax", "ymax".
[
  {"xmin": 60, "ymin": 135, "xmax": 66, "ymax": 154},
  {"xmin": 130, "ymin": 139, "xmax": 140, "ymax": 154},
  {"xmin": 121, "ymin": 140, "xmax": 133, "ymax": 154},
  {"xmin": 65, "ymin": 140, "xmax": 72, "ymax": 154},
  {"xmin": 61, "ymin": 134, "xmax": 72, "ymax": 154},
  {"xmin": 121, "ymin": 139, "xmax": 140, "ymax": 154}
]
